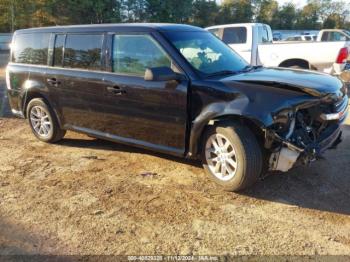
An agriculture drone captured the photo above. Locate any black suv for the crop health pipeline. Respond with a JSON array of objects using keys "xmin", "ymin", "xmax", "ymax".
[{"xmin": 6, "ymin": 24, "xmax": 348, "ymax": 191}]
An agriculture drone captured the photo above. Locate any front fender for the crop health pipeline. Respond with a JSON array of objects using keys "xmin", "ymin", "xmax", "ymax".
[
  {"xmin": 187, "ymin": 87, "xmax": 318, "ymax": 158},
  {"xmin": 188, "ymin": 95, "xmax": 268, "ymax": 157}
]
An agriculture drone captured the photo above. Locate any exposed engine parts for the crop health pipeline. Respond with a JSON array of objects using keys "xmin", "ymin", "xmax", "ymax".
[{"xmin": 268, "ymin": 99, "xmax": 347, "ymax": 172}]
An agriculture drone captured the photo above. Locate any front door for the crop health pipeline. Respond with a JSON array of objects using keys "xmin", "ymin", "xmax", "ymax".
[{"xmin": 101, "ymin": 33, "xmax": 189, "ymax": 154}]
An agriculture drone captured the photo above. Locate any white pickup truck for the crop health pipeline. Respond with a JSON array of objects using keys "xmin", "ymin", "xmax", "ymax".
[
  {"xmin": 206, "ymin": 23, "xmax": 350, "ymax": 76},
  {"xmin": 317, "ymin": 29, "xmax": 350, "ymax": 42}
]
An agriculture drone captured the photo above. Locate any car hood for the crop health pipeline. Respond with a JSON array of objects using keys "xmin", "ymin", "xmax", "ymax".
[{"xmin": 222, "ymin": 67, "xmax": 346, "ymax": 98}]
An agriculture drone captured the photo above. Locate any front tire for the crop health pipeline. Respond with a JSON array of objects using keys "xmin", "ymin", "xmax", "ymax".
[
  {"xmin": 27, "ymin": 98, "xmax": 66, "ymax": 143},
  {"xmin": 202, "ymin": 121, "xmax": 263, "ymax": 191}
]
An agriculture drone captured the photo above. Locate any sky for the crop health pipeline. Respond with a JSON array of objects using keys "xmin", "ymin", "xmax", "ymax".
[{"xmin": 277, "ymin": 0, "xmax": 307, "ymax": 7}]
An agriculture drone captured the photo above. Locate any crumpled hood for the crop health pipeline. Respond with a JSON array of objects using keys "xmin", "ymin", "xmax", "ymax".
[{"xmin": 222, "ymin": 67, "xmax": 346, "ymax": 98}]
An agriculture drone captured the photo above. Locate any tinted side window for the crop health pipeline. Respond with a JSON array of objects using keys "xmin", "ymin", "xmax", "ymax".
[
  {"xmin": 258, "ymin": 26, "xmax": 270, "ymax": 43},
  {"xmin": 222, "ymin": 27, "xmax": 247, "ymax": 44},
  {"xmin": 53, "ymin": 34, "xmax": 65, "ymax": 67},
  {"xmin": 12, "ymin": 33, "xmax": 50, "ymax": 65},
  {"xmin": 64, "ymin": 34, "xmax": 103, "ymax": 70},
  {"xmin": 329, "ymin": 32, "xmax": 348, "ymax": 41},
  {"xmin": 321, "ymin": 32, "xmax": 329, "ymax": 41},
  {"xmin": 112, "ymin": 35, "xmax": 171, "ymax": 76}
]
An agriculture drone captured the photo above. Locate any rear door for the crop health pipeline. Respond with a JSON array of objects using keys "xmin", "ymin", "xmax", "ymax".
[
  {"xmin": 101, "ymin": 32, "xmax": 189, "ymax": 154},
  {"xmin": 46, "ymin": 33, "xmax": 109, "ymax": 130}
]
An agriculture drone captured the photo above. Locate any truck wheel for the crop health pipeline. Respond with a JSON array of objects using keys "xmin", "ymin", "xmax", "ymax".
[
  {"xmin": 201, "ymin": 121, "xmax": 263, "ymax": 191},
  {"xmin": 289, "ymin": 65, "xmax": 303, "ymax": 69},
  {"xmin": 27, "ymin": 98, "xmax": 66, "ymax": 143}
]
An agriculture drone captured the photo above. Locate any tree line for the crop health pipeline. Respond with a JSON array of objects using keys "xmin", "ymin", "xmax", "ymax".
[{"xmin": 0, "ymin": 0, "xmax": 349, "ymax": 33}]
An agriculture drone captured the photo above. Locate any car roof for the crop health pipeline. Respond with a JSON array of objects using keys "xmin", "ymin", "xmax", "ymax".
[
  {"xmin": 14, "ymin": 23, "xmax": 204, "ymax": 34},
  {"xmin": 206, "ymin": 23, "xmax": 266, "ymax": 29}
]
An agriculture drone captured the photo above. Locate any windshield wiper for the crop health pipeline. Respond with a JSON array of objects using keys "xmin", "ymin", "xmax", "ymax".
[
  {"xmin": 206, "ymin": 70, "xmax": 238, "ymax": 78},
  {"xmin": 238, "ymin": 65, "xmax": 262, "ymax": 73},
  {"xmin": 206, "ymin": 66, "xmax": 263, "ymax": 78}
]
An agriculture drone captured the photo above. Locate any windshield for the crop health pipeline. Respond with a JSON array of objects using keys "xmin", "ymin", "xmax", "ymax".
[{"xmin": 163, "ymin": 31, "xmax": 248, "ymax": 76}]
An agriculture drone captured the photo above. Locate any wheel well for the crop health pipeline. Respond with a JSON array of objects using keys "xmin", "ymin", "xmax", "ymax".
[
  {"xmin": 279, "ymin": 59, "xmax": 310, "ymax": 69},
  {"xmin": 22, "ymin": 92, "xmax": 48, "ymax": 118},
  {"xmin": 23, "ymin": 92, "xmax": 64, "ymax": 128},
  {"xmin": 197, "ymin": 115, "xmax": 265, "ymax": 157}
]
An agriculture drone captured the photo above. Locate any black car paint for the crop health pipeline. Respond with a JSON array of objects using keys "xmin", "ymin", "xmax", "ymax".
[
  {"xmin": 187, "ymin": 68, "xmax": 347, "ymax": 154},
  {"xmin": 6, "ymin": 24, "xmax": 347, "ymax": 160}
]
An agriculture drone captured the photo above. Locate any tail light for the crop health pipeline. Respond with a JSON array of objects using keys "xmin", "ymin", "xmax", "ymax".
[{"xmin": 336, "ymin": 47, "xmax": 348, "ymax": 64}]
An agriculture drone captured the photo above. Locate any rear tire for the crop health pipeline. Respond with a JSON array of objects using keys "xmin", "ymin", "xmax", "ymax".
[
  {"xmin": 27, "ymin": 98, "xmax": 66, "ymax": 143},
  {"xmin": 201, "ymin": 121, "xmax": 263, "ymax": 191}
]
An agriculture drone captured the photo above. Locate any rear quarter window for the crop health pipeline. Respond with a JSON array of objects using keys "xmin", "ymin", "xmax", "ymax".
[
  {"xmin": 63, "ymin": 34, "xmax": 103, "ymax": 70},
  {"xmin": 12, "ymin": 33, "xmax": 50, "ymax": 65},
  {"xmin": 222, "ymin": 27, "xmax": 247, "ymax": 44}
]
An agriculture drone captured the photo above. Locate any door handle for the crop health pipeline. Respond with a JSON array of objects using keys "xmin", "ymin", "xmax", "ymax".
[
  {"xmin": 106, "ymin": 86, "xmax": 126, "ymax": 95},
  {"xmin": 47, "ymin": 78, "xmax": 61, "ymax": 86}
]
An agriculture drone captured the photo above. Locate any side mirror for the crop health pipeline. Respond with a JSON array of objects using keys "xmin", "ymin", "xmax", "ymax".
[{"xmin": 144, "ymin": 67, "xmax": 180, "ymax": 81}]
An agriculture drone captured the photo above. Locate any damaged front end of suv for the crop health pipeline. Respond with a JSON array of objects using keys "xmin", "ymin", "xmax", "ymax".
[
  {"xmin": 214, "ymin": 67, "xmax": 349, "ymax": 174},
  {"xmin": 266, "ymin": 91, "xmax": 348, "ymax": 172}
]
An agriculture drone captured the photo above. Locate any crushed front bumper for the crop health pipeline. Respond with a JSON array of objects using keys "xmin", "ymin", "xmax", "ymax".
[{"xmin": 317, "ymin": 125, "xmax": 342, "ymax": 153}]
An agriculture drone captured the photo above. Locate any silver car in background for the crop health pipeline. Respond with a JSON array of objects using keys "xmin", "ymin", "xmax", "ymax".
[{"xmin": 0, "ymin": 34, "xmax": 12, "ymax": 51}]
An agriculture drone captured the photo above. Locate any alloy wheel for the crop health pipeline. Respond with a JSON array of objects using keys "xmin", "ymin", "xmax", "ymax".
[
  {"xmin": 205, "ymin": 133, "xmax": 238, "ymax": 181},
  {"xmin": 30, "ymin": 105, "xmax": 52, "ymax": 138}
]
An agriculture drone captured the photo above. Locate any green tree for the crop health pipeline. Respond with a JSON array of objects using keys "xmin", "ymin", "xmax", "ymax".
[
  {"xmin": 323, "ymin": 13, "xmax": 344, "ymax": 29},
  {"xmin": 0, "ymin": 0, "xmax": 15, "ymax": 32},
  {"xmin": 0, "ymin": 0, "xmax": 349, "ymax": 32},
  {"xmin": 271, "ymin": 2, "xmax": 298, "ymax": 29},
  {"xmin": 121, "ymin": 0, "xmax": 147, "ymax": 22},
  {"xmin": 295, "ymin": 2, "xmax": 321, "ymax": 29},
  {"xmin": 191, "ymin": 0, "xmax": 219, "ymax": 27},
  {"xmin": 145, "ymin": 0, "xmax": 193, "ymax": 23},
  {"xmin": 57, "ymin": 0, "xmax": 122, "ymax": 24},
  {"xmin": 0, "ymin": 0, "xmax": 44, "ymax": 31},
  {"xmin": 216, "ymin": 0, "xmax": 254, "ymax": 24},
  {"xmin": 255, "ymin": 0, "xmax": 278, "ymax": 25}
]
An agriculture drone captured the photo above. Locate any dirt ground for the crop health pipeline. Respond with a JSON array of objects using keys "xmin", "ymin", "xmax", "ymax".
[{"xmin": 0, "ymin": 52, "xmax": 350, "ymax": 256}]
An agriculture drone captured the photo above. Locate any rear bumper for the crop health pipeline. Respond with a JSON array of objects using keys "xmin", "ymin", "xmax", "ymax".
[{"xmin": 6, "ymin": 89, "xmax": 24, "ymax": 118}]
